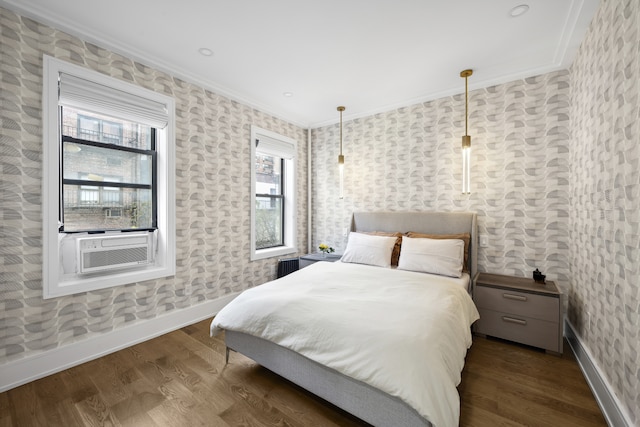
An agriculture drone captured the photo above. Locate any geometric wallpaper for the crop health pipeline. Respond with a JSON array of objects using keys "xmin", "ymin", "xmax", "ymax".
[
  {"xmin": 311, "ymin": 70, "xmax": 572, "ymax": 293},
  {"xmin": 568, "ymin": 0, "xmax": 640, "ymax": 423},
  {"xmin": 1, "ymin": 0, "xmax": 639, "ymax": 422},
  {"xmin": 0, "ymin": 6, "xmax": 308, "ymax": 364},
  {"xmin": 310, "ymin": 5, "xmax": 638, "ymax": 422},
  {"xmin": 310, "ymin": 4, "xmax": 639, "ymax": 422}
]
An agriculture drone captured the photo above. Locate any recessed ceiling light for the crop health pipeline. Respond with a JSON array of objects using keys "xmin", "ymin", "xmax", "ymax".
[
  {"xmin": 198, "ymin": 47, "xmax": 214, "ymax": 57},
  {"xmin": 283, "ymin": 92, "xmax": 293, "ymax": 98},
  {"xmin": 509, "ymin": 4, "xmax": 529, "ymax": 18}
]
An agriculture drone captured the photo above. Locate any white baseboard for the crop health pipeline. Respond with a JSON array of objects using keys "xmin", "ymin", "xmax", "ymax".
[
  {"xmin": 0, "ymin": 292, "xmax": 239, "ymax": 393},
  {"xmin": 564, "ymin": 319, "xmax": 632, "ymax": 427}
]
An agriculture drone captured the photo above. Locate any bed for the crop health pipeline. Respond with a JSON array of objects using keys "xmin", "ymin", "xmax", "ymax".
[{"xmin": 210, "ymin": 211, "xmax": 479, "ymax": 427}]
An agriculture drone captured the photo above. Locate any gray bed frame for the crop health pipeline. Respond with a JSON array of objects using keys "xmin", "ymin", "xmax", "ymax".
[{"xmin": 225, "ymin": 211, "xmax": 478, "ymax": 427}]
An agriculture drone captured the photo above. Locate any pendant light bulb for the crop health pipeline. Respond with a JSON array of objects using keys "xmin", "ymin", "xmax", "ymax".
[
  {"xmin": 460, "ymin": 69, "xmax": 473, "ymax": 194},
  {"xmin": 338, "ymin": 158, "xmax": 344, "ymax": 199},
  {"xmin": 337, "ymin": 106, "xmax": 345, "ymax": 199}
]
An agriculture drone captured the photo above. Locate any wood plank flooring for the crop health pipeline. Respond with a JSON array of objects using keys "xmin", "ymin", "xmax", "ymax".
[{"xmin": 1, "ymin": 318, "xmax": 607, "ymax": 426}]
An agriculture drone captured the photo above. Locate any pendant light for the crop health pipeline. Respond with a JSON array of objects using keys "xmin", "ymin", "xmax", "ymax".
[
  {"xmin": 337, "ymin": 106, "xmax": 345, "ymax": 199},
  {"xmin": 460, "ymin": 69, "xmax": 473, "ymax": 194}
]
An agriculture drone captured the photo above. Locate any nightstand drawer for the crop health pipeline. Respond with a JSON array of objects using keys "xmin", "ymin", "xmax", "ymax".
[
  {"xmin": 475, "ymin": 309, "xmax": 560, "ymax": 352},
  {"xmin": 475, "ymin": 285, "xmax": 559, "ymax": 322}
]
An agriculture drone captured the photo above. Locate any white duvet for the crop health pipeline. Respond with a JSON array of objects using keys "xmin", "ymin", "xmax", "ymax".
[{"xmin": 210, "ymin": 261, "xmax": 480, "ymax": 427}]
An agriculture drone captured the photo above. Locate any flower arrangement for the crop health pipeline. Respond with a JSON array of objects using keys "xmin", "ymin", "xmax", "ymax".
[{"xmin": 318, "ymin": 243, "xmax": 335, "ymax": 254}]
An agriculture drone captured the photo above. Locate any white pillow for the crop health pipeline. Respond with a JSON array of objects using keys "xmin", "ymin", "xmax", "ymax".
[
  {"xmin": 397, "ymin": 236, "xmax": 464, "ymax": 278},
  {"xmin": 340, "ymin": 232, "xmax": 397, "ymax": 268}
]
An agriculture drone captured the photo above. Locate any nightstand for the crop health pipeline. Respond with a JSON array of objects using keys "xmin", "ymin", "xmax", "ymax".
[
  {"xmin": 299, "ymin": 253, "xmax": 342, "ymax": 268},
  {"xmin": 473, "ymin": 272, "xmax": 563, "ymax": 355}
]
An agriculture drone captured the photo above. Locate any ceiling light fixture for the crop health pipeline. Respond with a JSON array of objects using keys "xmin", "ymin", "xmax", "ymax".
[
  {"xmin": 509, "ymin": 4, "xmax": 530, "ymax": 18},
  {"xmin": 283, "ymin": 92, "xmax": 293, "ymax": 98},
  {"xmin": 337, "ymin": 106, "xmax": 346, "ymax": 199},
  {"xmin": 460, "ymin": 69, "xmax": 473, "ymax": 195},
  {"xmin": 198, "ymin": 47, "xmax": 214, "ymax": 57}
]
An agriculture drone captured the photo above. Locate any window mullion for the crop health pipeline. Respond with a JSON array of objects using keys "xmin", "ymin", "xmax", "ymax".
[
  {"xmin": 280, "ymin": 158, "xmax": 285, "ymax": 243},
  {"xmin": 62, "ymin": 135, "xmax": 153, "ymax": 156},
  {"xmin": 62, "ymin": 179, "xmax": 151, "ymax": 190},
  {"xmin": 255, "ymin": 193, "xmax": 284, "ymax": 199},
  {"xmin": 151, "ymin": 128, "xmax": 157, "ymax": 228}
]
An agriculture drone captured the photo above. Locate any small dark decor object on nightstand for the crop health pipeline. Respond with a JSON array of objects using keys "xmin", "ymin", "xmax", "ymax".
[{"xmin": 533, "ymin": 268, "xmax": 546, "ymax": 284}]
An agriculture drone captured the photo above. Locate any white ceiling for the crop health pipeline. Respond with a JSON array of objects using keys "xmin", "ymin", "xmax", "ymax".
[{"xmin": 3, "ymin": 0, "xmax": 599, "ymax": 128}]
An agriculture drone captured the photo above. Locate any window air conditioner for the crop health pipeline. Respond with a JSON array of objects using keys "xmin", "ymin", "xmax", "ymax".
[
  {"xmin": 77, "ymin": 233, "xmax": 153, "ymax": 274},
  {"xmin": 104, "ymin": 208, "xmax": 123, "ymax": 218}
]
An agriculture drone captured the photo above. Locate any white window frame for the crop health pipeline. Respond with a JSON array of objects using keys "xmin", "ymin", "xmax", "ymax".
[
  {"xmin": 42, "ymin": 55, "xmax": 176, "ymax": 299},
  {"xmin": 250, "ymin": 126, "xmax": 297, "ymax": 260}
]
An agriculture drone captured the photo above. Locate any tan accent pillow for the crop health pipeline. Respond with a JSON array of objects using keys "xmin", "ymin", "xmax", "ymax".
[
  {"xmin": 362, "ymin": 231, "xmax": 403, "ymax": 266},
  {"xmin": 405, "ymin": 232, "xmax": 471, "ymax": 273}
]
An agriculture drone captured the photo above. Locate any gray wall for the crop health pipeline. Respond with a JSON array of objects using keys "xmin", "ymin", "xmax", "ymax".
[
  {"xmin": 568, "ymin": 0, "xmax": 639, "ymax": 423},
  {"xmin": 0, "ymin": 7, "xmax": 308, "ymax": 364}
]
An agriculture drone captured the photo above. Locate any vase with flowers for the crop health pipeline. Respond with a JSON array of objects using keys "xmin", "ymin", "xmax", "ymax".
[{"xmin": 318, "ymin": 243, "xmax": 335, "ymax": 257}]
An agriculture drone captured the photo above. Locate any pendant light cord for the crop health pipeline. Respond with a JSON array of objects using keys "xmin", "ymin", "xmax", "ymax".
[
  {"xmin": 460, "ymin": 69, "xmax": 472, "ymax": 137},
  {"xmin": 339, "ymin": 108, "xmax": 343, "ymax": 155},
  {"xmin": 465, "ymin": 75, "xmax": 468, "ymax": 136}
]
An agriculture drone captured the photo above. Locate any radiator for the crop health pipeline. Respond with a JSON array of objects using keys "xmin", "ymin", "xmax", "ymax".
[{"xmin": 277, "ymin": 257, "xmax": 299, "ymax": 278}]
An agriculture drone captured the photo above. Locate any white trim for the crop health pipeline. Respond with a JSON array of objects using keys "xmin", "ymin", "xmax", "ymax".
[
  {"xmin": 0, "ymin": 293, "xmax": 239, "ymax": 393},
  {"xmin": 250, "ymin": 126, "xmax": 297, "ymax": 261},
  {"xmin": 564, "ymin": 319, "xmax": 633, "ymax": 427},
  {"xmin": 553, "ymin": 0, "xmax": 600, "ymax": 68},
  {"xmin": 307, "ymin": 128, "xmax": 312, "ymax": 254},
  {"xmin": 42, "ymin": 55, "xmax": 176, "ymax": 298}
]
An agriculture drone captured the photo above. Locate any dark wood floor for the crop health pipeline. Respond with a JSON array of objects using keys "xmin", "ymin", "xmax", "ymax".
[{"xmin": 1, "ymin": 318, "xmax": 607, "ymax": 427}]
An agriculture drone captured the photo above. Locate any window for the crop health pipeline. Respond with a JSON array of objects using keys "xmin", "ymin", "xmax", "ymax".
[
  {"xmin": 62, "ymin": 108, "xmax": 155, "ymax": 232},
  {"xmin": 250, "ymin": 126, "xmax": 297, "ymax": 260},
  {"xmin": 77, "ymin": 114, "xmax": 123, "ymax": 144},
  {"xmin": 42, "ymin": 55, "xmax": 176, "ymax": 298},
  {"xmin": 255, "ymin": 154, "xmax": 283, "ymax": 248}
]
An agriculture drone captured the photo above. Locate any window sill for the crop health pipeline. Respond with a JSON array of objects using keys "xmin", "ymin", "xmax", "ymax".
[
  {"xmin": 251, "ymin": 245, "xmax": 297, "ymax": 261},
  {"xmin": 44, "ymin": 264, "xmax": 175, "ymax": 299}
]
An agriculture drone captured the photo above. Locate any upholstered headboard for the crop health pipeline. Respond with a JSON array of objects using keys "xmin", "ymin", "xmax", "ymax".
[{"xmin": 351, "ymin": 211, "xmax": 478, "ymax": 282}]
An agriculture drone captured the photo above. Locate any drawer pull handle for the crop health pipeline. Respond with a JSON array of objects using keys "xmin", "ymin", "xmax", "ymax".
[
  {"xmin": 503, "ymin": 293, "xmax": 527, "ymax": 301},
  {"xmin": 502, "ymin": 316, "xmax": 527, "ymax": 325}
]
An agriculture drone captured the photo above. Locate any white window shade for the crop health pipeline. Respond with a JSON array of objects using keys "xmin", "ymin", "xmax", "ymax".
[
  {"xmin": 59, "ymin": 73, "xmax": 169, "ymax": 129},
  {"xmin": 256, "ymin": 135, "xmax": 296, "ymax": 159}
]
